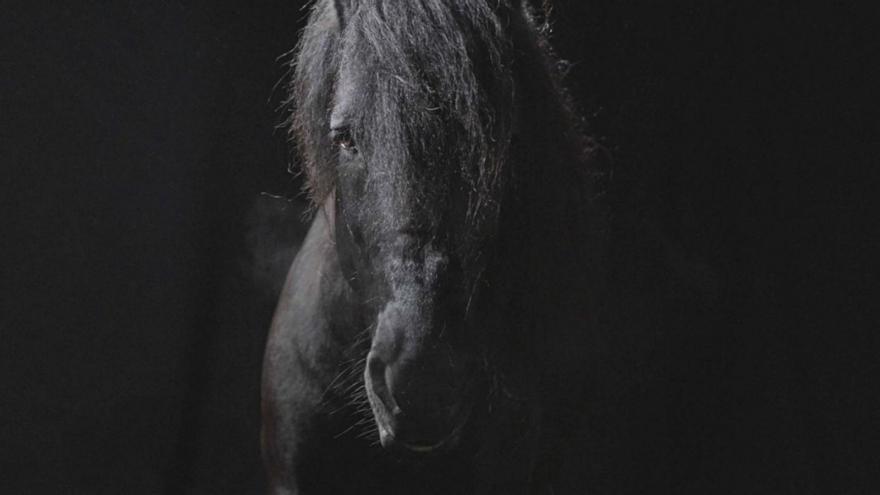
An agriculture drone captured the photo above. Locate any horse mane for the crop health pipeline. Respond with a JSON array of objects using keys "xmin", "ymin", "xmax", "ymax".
[{"xmin": 285, "ymin": 0, "xmax": 608, "ymax": 222}]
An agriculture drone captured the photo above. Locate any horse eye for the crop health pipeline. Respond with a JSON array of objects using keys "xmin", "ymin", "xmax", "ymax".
[{"xmin": 331, "ymin": 128, "xmax": 357, "ymax": 154}]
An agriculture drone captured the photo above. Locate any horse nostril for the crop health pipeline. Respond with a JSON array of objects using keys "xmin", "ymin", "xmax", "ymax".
[
  {"xmin": 387, "ymin": 358, "xmax": 460, "ymax": 417},
  {"xmin": 366, "ymin": 348, "xmax": 472, "ymax": 454},
  {"xmin": 365, "ymin": 352, "xmax": 400, "ymax": 417}
]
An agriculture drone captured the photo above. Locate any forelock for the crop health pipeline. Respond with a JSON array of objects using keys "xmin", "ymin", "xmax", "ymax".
[{"xmin": 291, "ymin": 0, "xmax": 519, "ymax": 209}]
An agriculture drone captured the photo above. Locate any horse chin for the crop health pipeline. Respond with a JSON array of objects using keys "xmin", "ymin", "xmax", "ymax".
[
  {"xmin": 378, "ymin": 413, "xmax": 471, "ymax": 459},
  {"xmin": 383, "ymin": 417, "xmax": 469, "ymax": 458}
]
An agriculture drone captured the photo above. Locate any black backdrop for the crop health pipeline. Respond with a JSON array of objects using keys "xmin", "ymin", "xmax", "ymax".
[{"xmin": 1, "ymin": 1, "xmax": 875, "ymax": 494}]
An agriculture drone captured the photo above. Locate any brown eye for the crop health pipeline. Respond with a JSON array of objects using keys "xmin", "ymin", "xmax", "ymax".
[{"xmin": 331, "ymin": 128, "xmax": 357, "ymax": 154}]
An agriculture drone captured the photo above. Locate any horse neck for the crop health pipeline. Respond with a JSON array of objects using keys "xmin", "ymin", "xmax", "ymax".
[
  {"xmin": 485, "ymin": 109, "xmax": 603, "ymax": 329},
  {"xmin": 505, "ymin": 64, "xmax": 607, "ymax": 294},
  {"xmin": 506, "ymin": 22, "xmax": 606, "ymax": 287},
  {"xmin": 478, "ymin": 17, "xmax": 608, "ymax": 350},
  {"xmin": 482, "ymin": 122, "xmax": 606, "ymax": 392}
]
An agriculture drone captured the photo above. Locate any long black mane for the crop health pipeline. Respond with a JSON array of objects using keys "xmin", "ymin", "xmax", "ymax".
[{"xmin": 287, "ymin": 0, "xmax": 606, "ymax": 225}]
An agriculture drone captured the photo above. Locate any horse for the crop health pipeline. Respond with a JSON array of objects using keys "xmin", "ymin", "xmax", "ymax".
[{"xmin": 261, "ymin": 1, "xmax": 650, "ymax": 493}]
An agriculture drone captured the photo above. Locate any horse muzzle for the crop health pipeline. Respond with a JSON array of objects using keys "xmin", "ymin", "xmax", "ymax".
[
  {"xmin": 364, "ymin": 311, "xmax": 473, "ymax": 456},
  {"xmin": 364, "ymin": 338, "xmax": 473, "ymax": 456}
]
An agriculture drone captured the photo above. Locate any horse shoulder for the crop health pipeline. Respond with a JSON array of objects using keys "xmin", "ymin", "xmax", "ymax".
[{"xmin": 261, "ymin": 206, "xmax": 357, "ymax": 494}]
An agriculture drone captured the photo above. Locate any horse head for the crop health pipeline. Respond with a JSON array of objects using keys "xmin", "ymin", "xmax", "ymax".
[{"xmin": 290, "ymin": 0, "xmax": 601, "ymax": 458}]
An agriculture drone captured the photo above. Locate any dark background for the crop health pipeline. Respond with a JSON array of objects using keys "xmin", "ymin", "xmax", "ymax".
[{"xmin": 1, "ymin": 1, "xmax": 875, "ymax": 493}]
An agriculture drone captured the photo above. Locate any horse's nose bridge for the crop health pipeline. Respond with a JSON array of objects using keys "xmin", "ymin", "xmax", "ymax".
[
  {"xmin": 372, "ymin": 295, "xmax": 437, "ymax": 362},
  {"xmin": 377, "ymin": 239, "xmax": 452, "ymax": 327},
  {"xmin": 384, "ymin": 231, "xmax": 446, "ymax": 271}
]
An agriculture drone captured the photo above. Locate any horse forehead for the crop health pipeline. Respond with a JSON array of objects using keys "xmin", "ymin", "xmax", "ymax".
[
  {"xmin": 336, "ymin": 3, "xmax": 480, "ymax": 93},
  {"xmin": 330, "ymin": 69, "xmax": 357, "ymax": 129},
  {"xmin": 332, "ymin": 54, "xmax": 445, "ymax": 140}
]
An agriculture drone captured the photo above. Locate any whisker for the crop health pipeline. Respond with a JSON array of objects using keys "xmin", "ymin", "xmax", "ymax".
[{"xmin": 334, "ymin": 423, "xmax": 358, "ymax": 439}]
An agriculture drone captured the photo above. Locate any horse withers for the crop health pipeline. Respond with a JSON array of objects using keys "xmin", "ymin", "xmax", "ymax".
[{"xmin": 262, "ymin": 1, "xmax": 609, "ymax": 493}]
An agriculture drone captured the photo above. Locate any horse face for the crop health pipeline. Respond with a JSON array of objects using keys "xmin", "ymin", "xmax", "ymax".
[
  {"xmin": 292, "ymin": 0, "xmax": 518, "ymax": 456},
  {"xmin": 330, "ymin": 70, "xmax": 491, "ymax": 455},
  {"xmin": 320, "ymin": 11, "xmax": 518, "ymax": 456}
]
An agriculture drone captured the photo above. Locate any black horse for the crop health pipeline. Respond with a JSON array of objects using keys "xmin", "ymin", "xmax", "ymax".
[{"xmin": 262, "ymin": 1, "xmax": 665, "ymax": 493}]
